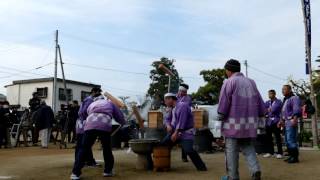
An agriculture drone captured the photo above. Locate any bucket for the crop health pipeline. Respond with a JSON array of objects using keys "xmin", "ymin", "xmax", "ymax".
[
  {"xmin": 153, "ymin": 146, "xmax": 171, "ymax": 171},
  {"xmin": 145, "ymin": 128, "xmax": 166, "ymax": 140},
  {"xmin": 194, "ymin": 129, "xmax": 213, "ymax": 153}
]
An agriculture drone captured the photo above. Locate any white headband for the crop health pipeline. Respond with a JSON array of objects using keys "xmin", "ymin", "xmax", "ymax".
[
  {"xmin": 94, "ymin": 95, "xmax": 105, "ymax": 101},
  {"xmin": 179, "ymin": 86, "xmax": 188, "ymax": 91}
]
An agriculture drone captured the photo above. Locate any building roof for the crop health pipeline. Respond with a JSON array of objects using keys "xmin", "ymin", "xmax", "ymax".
[
  {"xmin": 0, "ymin": 93, "xmax": 6, "ymax": 101},
  {"xmin": 5, "ymin": 77, "xmax": 101, "ymax": 88}
]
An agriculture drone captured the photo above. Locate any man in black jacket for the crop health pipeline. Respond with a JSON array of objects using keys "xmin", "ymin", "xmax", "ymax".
[
  {"xmin": 0, "ymin": 101, "xmax": 9, "ymax": 148},
  {"xmin": 34, "ymin": 101, "xmax": 54, "ymax": 148}
]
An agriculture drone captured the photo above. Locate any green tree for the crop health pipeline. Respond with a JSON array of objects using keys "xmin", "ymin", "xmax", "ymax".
[
  {"xmin": 192, "ymin": 68, "xmax": 226, "ymax": 105},
  {"xmin": 147, "ymin": 57, "xmax": 183, "ymax": 103},
  {"xmin": 288, "ymin": 72, "xmax": 320, "ymax": 108}
]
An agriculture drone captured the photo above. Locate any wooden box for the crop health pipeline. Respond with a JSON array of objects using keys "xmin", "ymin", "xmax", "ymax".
[
  {"xmin": 148, "ymin": 111, "xmax": 163, "ymax": 128},
  {"xmin": 193, "ymin": 109, "xmax": 209, "ymax": 129}
]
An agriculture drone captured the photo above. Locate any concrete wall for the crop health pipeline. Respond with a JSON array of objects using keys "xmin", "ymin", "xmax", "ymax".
[
  {"xmin": 6, "ymin": 81, "xmax": 53, "ymax": 108},
  {"xmin": 6, "ymin": 81, "xmax": 95, "ymax": 111}
]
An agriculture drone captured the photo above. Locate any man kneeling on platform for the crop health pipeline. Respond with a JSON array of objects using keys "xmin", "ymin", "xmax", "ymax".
[{"xmin": 161, "ymin": 93, "xmax": 207, "ymax": 171}]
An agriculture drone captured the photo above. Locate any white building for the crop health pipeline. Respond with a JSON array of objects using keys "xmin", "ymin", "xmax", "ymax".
[{"xmin": 5, "ymin": 78, "xmax": 100, "ymax": 111}]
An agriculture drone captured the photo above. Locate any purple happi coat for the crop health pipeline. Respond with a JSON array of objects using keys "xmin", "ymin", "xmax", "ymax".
[
  {"xmin": 265, "ymin": 98, "xmax": 282, "ymax": 126},
  {"xmin": 84, "ymin": 99, "xmax": 126, "ymax": 132},
  {"xmin": 177, "ymin": 95, "xmax": 192, "ymax": 107},
  {"xmin": 76, "ymin": 96, "xmax": 94, "ymax": 134},
  {"xmin": 165, "ymin": 102, "xmax": 194, "ymax": 140},
  {"xmin": 281, "ymin": 95, "xmax": 301, "ymax": 127},
  {"xmin": 217, "ymin": 72, "xmax": 265, "ymax": 138}
]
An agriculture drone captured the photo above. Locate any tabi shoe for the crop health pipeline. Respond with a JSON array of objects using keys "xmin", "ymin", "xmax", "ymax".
[
  {"xmin": 251, "ymin": 171, "xmax": 261, "ymax": 180},
  {"xmin": 262, "ymin": 153, "xmax": 272, "ymax": 158},
  {"xmin": 287, "ymin": 149, "xmax": 299, "ymax": 164},
  {"xmin": 103, "ymin": 172, "xmax": 115, "ymax": 177},
  {"xmin": 287, "ymin": 157, "xmax": 299, "ymax": 163},
  {"xmin": 275, "ymin": 154, "xmax": 283, "ymax": 159},
  {"xmin": 284, "ymin": 156, "xmax": 291, "ymax": 162},
  {"xmin": 182, "ymin": 158, "xmax": 189, "ymax": 162},
  {"xmin": 284, "ymin": 149, "xmax": 292, "ymax": 162},
  {"xmin": 70, "ymin": 173, "xmax": 80, "ymax": 180},
  {"xmin": 197, "ymin": 166, "xmax": 208, "ymax": 171}
]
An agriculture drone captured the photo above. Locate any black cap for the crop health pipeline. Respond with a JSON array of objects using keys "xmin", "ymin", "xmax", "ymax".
[{"xmin": 224, "ymin": 59, "xmax": 241, "ymax": 72}]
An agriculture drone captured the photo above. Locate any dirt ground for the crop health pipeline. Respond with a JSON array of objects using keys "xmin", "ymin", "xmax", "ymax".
[{"xmin": 0, "ymin": 145, "xmax": 320, "ymax": 180}]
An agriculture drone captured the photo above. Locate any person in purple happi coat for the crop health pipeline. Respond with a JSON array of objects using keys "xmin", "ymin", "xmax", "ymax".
[
  {"xmin": 262, "ymin": 90, "xmax": 283, "ymax": 159},
  {"xmin": 71, "ymin": 94, "xmax": 126, "ymax": 180},
  {"xmin": 74, "ymin": 87, "xmax": 102, "ymax": 168},
  {"xmin": 161, "ymin": 93, "xmax": 207, "ymax": 171},
  {"xmin": 218, "ymin": 59, "xmax": 265, "ymax": 180},
  {"xmin": 177, "ymin": 83, "xmax": 192, "ymax": 162},
  {"xmin": 278, "ymin": 85, "xmax": 301, "ymax": 164}
]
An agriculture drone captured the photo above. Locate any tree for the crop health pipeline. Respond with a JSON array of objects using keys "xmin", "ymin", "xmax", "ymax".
[
  {"xmin": 288, "ymin": 72, "xmax": 320, "ymax": 108},
  {"xmin": 192, "ymin": 68, "xmax": 226, "ymax": 105},
  {"xmin": 147, "ymin": 57, "xmax": 183, "ymax": 103}
]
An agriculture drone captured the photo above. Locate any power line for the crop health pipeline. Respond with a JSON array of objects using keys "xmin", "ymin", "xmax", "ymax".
[
  {"xmin": 247, "ymin": 64, "xmax": 287, "ymax": 81},
  {"xmin": 0, "ymin": 63, "xmax": 53, "ymax": 79},
  {"xmin": 64, "ymin": 62, "xmax": 204, "ymax": 80},
  {"xmin": 0, "ymin": 33, "xmax": 51, "ymax": 54},
  {"xmin": 64, "ymin": 62, "xmax": 149, "ymax": 76},
  {"xmin": 61, "ymin": 32, "xmax": 225, "ymax": 64}
]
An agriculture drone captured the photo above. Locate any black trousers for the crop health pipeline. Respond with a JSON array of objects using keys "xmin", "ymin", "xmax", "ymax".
[
  {"xmin": 72, "ymin": 130, "xmax": 114, "ymax": 176},
  {"xmin": 265, "ymin": 124, "xmax": 283, "ymax": 155},
  {"xmin": 32, "ymin": 127, "xmax": 39, "ymax": 144},
  {"xmin": 0, "ymin": 126, "xmax": 6, "ymax": 147},
  {"xmin": 161, "ymin": 134, "xmax": 207, "ymax": 170},
  {"xmin": 74, "ymin": 133, "xmax": 96, "ymax": 166}
]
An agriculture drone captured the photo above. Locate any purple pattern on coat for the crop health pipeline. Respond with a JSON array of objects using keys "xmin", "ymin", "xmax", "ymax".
[
  {"xmin": 84, "ymin": 99, "xmax": 126, "ymax": 132},
  {"xmin": 166, "ymin": 102, "xmax": 195, "ymax": 140},
  {"xmin": 177, "ymin": 95, "xmax": 192, "ymax": 107},
  {"xmin": 76, "ymin": 96, "xmax": 94, "ymax": 134},
  {"xmin": 265, "ymin": 98, "xmax": 282, "ymax": 126},
  {"xmin": 217, "ymin": 72, "xmax": 265, "ymax": 138},
  {"xmin": 282, "ymin": 96, "xmax": 301, "ymax": 127}
]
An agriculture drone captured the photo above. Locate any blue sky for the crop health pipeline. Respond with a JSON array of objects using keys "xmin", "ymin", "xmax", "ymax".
[{"xmin": 0, "ymin": 0, "xmax": 320, "ymax": 101}]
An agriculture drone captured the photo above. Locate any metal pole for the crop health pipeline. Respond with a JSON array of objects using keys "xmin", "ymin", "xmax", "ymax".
[
  {"xmin": 58, "ymin": 44, "xmax": 70, "ymax": 149},
  {"xmin": 301, "ymin": 0, "xmax": 318, "ymax": 148},
  {"xmin": 168, "ymin": 75, "xmax": 171, "ymax": 93},
  {"xmin": 53, "ymin": 30, "xmax": 58, "ymax": 113},
  {"xmin": 244, "ymin": 60, "xmax": 248, "ymax": 77}
]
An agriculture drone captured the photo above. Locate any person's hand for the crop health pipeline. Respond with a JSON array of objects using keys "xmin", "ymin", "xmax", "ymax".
[
  {"xmin": 291, "ymin": 117, "xmax": 298, "ymax": 127},
  {"xmin": 171, "ymin": 131, "xmax": 178, "ymax": 142},
  {"xmin": 277, "ymin": 120, "xmax": 284, "ymax": 128},
  {"xmin": 166, "ymin": 125, "xmax": 173, "ymax": 133}
]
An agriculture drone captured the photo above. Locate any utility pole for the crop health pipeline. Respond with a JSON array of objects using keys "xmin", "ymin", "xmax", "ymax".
[
  {"xmin": 58, "ymin": 44, "xmax": 70, "ymax": 149},
  {"xmin": 53, "ymin": 30, "xmax": 58, "ymax": 113},
  {"xmin": 244, "ymin": 60, "xmax": 248, "ymax": 77},
  {"xmin": 301, "ymin": 0, "xmax": 318, "ymax": 148}
]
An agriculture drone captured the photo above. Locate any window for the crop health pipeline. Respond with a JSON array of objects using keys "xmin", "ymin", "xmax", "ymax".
[
  {"xmin": 81, "ymin": 91, "xmax": 91, "ymax": 101},
  {"xmin": 36, "ymin": 87, "xmax": 48, "ymax": 98},
  {"xmin": 59, "ymin": 88, "xmax": 73, "ymax": 101}
]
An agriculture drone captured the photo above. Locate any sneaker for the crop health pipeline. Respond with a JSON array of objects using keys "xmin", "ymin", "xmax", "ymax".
[
  {"xmin": 275, "ymin": 154, "xmax": 283, "ymax": 159},
  {"xmin": 263, "ymin": 153, "xmax": 272, "ymax": 158},
  {"xmin": 221, "ymin": 176, "xmax": 229, "ymax": 180},
  {"xmin": 103, "ymin": 172, "xmax": 115, "ymax": 177},
  {"xmin": 70, "ymin": 173, "xmax": 80, "ymax": 180}
]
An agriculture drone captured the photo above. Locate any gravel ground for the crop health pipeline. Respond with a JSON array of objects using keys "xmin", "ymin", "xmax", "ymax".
[{"xmin": 0, "ymin": 145, "xmax": 320, "ymax": 180}]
